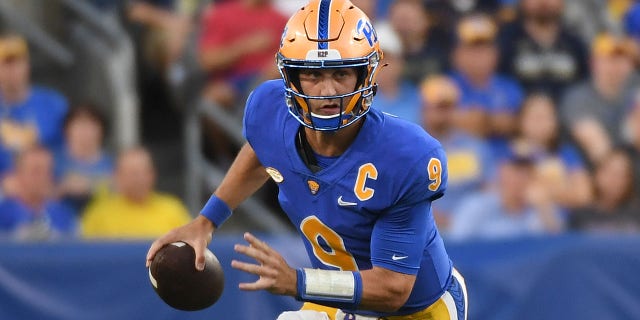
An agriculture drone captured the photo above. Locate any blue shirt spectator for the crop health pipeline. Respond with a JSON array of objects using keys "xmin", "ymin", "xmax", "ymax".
[
  {"xmin": 448, "ymin": 153, "xmax": 564, "ymax": 241},
  {"xmin": 0, "ymin": 34, "xmax": 69, "ymax": 180},
  {"xmin": 0, "ymin": 146, "xmax": 77, "ymax": 240},
  {"xmin": 0, "ymin": 86, "xmax": 68, "ymax": 178},
  {"xmin": 450, "ymin": 14, "xmax": 524, "ymax": 153},
  {"xmin": 0, "ymin": 197, "xmax": 76, "ymax": 240},
  {"xmin": 54, "ymin": 104, "xmax": 114, "ymax": 215}
]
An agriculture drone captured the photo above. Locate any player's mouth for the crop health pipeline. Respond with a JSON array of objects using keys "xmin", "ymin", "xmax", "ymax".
[{"xmin": 317, "ymin": 103, "xmax": 342, "ymax": 116}]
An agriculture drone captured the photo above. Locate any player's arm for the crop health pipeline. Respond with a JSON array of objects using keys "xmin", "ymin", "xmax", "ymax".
[
  {"xmin": 146, "ymin": 142, "xmax": 269, "ymax": 270},
  {"xmin": 234, "ymin": 148, "xmax": 447, "ymax": 313},
  {"xmin": 232, "ymin": 233, "xmax": 416, "ymax": 312},
  {"xmin": 357, "ymin": 147, "xmax": 448, "ymax": 311},
  {"xmin": 290, "ymin": 199, "xmax": 432, "ymax": 312},
  {"xmin": 358, "ymin": 265, "xmax": 416, "ymax": 312},
  {"xmin": 233, "ymin": 202, "xmax": 428, "ymax": 312}
]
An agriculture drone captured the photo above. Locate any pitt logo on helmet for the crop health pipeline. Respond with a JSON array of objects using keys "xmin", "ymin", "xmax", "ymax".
[
  {"xmin": 277, "ymin": 0, "xmax": 383, "ymax": 131},
  {"xmin": 356, "ymin": 19, "xmax": 378, "ymax": 47}
]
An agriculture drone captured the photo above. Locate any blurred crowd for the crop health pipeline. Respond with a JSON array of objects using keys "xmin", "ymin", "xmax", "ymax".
[{"xmin": 1, "ymin": 0, "xmax": 640, "ymax": 242}]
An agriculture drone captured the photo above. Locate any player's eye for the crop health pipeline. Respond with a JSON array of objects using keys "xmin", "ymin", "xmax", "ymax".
[
  {"xmin": 334, "ymin": 69, "xmax": 349, "ymax": 78},
  {"xmin": 333, "ymin": 68, "xmax": 356, "ymax": 81},
  {"xmin": 299, "ymin": 69, "xmax": 322, "ymax": 81}
]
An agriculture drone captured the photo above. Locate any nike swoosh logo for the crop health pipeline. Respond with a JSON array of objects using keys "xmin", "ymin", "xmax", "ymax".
[
  {"xmin": 392, "ymin": 254, "xmax": 408, "ymax": 261},
  {"xmin": 337, "ymin": 196, "xmax": 357, "ymax": 207}
]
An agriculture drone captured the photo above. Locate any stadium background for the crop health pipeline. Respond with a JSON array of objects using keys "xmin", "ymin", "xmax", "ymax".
[{"xmin": 1, "ymin": 0, "xmax": 640, "ymax": 319}]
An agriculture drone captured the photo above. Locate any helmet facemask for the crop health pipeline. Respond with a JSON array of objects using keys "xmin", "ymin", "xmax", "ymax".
[
  {"xmin": 278, "ymin": 51, "xmax": 381, "ymax": 131},
  {"xmin": 276, "ymin": 0, "xmax": 383, "ymax": 131}
]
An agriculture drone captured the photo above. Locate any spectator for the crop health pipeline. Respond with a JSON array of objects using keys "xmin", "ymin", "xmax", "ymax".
[
  {"xmin": 0, "ymin": 33, "xmax": 69, "ymax": 175},
  {"xmin": 560, "ymin": 32, "xmax": 639, "ymax": 164},
  {"xmin": 508, "ymin": 93, "xmax": 592, "ymax": 210},
  {"xmin": 388, "ymin": 0, "xmax": 451, "ymax": 84},
  {"xmin": 81, "ymin": 147, "xmax": 190, "ymax": 239},
  {"xmin": 372, "ymin": 23, "xmax": 421, "ymax": 124},
  {"xmin": 198, "ymin": 0, "xmax": 288, "ymax": 109},
  {"xmin": 450, "ymin": 13, "xmax": 524, "ymax": 146},
  {"xmin": 126, "ymin": 0, "xmax": 195, "ymax": 74},
  {"xmin": 55, "ymin": 104, "xmax": 114, "ymax": 216},
  {"xmin": 449, "ymin": 149, "xmax": 564, "ymax": 241},
  {"xmin": 421, "ymin": 75, "xmax": 495, "ymax": 231},
  {"xmin": 570, "ymin": 148, "xmax": 640, "ymax": 233},
  {"xmin": 197, "ymin": 0, "xmax": 288, "ymax": 166},
  {"xmin": 0, "ymin": 146, "xmax": 76, "ymax": 241},
  {"xmin": 498, "ymin": 0, "xmax": 589, "ymax": 100}
]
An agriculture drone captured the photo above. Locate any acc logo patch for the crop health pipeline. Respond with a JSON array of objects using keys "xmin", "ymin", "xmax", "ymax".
[
  {"xmin": 265, "ymin": 167, "xmax": 284, "ymax": 183},
  {"xmin": 307, "ymin": 180, "xmax": 320, "ymax": 195}
]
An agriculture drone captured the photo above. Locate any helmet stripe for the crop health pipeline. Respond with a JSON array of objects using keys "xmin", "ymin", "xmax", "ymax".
[{"xmin": 317, "ymin": 0, "xmax": 331, "ymax": 49}]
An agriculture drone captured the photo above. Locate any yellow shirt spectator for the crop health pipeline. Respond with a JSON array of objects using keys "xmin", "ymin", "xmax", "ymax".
[
  {"xmin": 80, "ymin": 146, "xmax": 191, "ymax": 239},
  {"xmin": 81, "ymin": 193, "xmax": 191, "ymax": 239}
]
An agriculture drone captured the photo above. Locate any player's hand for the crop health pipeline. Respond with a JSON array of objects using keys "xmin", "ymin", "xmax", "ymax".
[
  {"xmin": 232, "ymin": 232, "xmax": 297, "ymax": 296},
  {"xmin": 146, "ymin": 215, "xmax": 215, "ymax": 271}
]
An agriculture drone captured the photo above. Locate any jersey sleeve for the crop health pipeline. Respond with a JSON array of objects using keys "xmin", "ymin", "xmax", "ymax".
[
  {"xmin": 370, "ymin": 146, "xmax": 448, "ymax": 274},
  {"xmin": 397, "ymin": 146, "xmax": 448, "ymax": 204}
]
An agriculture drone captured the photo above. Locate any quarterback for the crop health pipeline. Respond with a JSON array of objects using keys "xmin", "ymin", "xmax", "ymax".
[{"xmin": 146, "ymin": 0, "xmax": 467, "ymax": 319}]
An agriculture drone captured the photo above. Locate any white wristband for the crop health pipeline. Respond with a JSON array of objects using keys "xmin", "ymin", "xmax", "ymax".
[
  {"xmin": 295, "ymin": 268, "xmax": 363, "ymax": 310},
  {"xmin": 303, "ymin": 268, "xmax": 355, "ymax": 299}
]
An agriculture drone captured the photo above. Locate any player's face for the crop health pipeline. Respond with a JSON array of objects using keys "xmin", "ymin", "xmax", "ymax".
[{"xmin": 298, "ymin": 68, "xmax": 358, "ymax": 116}]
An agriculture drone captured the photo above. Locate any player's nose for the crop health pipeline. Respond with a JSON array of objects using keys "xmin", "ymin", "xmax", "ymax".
[{"xmin": 318, "ymin": 78, "xmax": 338, "ymax": 97}]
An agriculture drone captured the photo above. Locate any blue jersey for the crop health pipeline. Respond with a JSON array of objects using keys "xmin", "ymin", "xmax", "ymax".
[{"xmin": 243, "ymin": 80, "xmax": 453, "ymax": 317}]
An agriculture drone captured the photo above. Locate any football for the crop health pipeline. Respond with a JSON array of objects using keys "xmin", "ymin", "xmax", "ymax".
[{"xmin": 149, "ymin": 241, "xmax": 224, "ymax": 311}]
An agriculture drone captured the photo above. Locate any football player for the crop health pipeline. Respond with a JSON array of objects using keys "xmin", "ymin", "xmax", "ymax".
[{"xmin": 146, "ymin": 1, "xmax": 467, "ymax": 319}]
